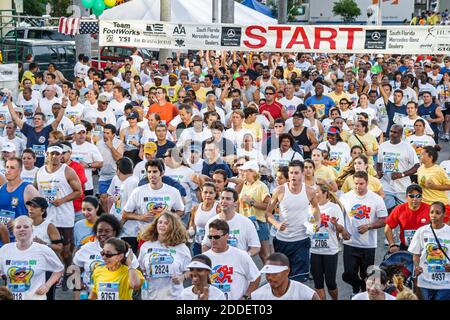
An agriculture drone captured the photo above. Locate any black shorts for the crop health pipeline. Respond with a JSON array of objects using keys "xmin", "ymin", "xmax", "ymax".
[
  {"xmin": 57, "ymin": 227, "xmax": 74, "ymax": 246},
  {"xmin": 443, "ymin": 103, "xmax": 450, "ymax": 116}
]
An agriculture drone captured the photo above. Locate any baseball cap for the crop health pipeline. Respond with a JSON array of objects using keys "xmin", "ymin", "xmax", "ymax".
[
  {"xmin": 98, "ymin": 94, "xmax": 110, "ymax": 103},
  {"xmin": 47, "ymin": 145, "xmax": 63, "ymax": 154},
  {"xmin": 26, "ymin": 197, "xmax": 49, "ymax": 209},
  {"xmin": 376, "ymin": 54, "xmax": 384, "ymax": 59},
  {"xmin": 61, "ymin": 142, "xmax": 72, "ymax": 153},
  {"xmin": 1, "ymin": 143, "xmax": 16, "ymax": 153},
  {"xmin": 74, "ymin": 124, "xmax": 87, "ymax": 133},
  {"xmin": 127, "ymin": 111, "xmax": 139, "ymax": 120},
  {"xmin": 191, "ymin": 77, "xmax": 200, "ymax": 84},
  {"xmin": 292, "ymin": 111, "xmax": 304, "ymax": 118},
  {"xmin": 327, "ymin": 126, "xmax": 341, "ymax": 135},
  {"xmin": 260, "ymin": 264, "xmax": 289, "ymax": 274},
  {"xmin": 240, "ymin": 160, "xmax": 259, "ymax": 172},
  {"xmin": 154, "ymin": 74, "xmax": 163, "ymax": 80},
  {"xmin": 144, "ymin": 141, "xmax": 157, "ymax": 155},
  {"xmin": 185, "ymin": 261, "xmax": 212, "ymax": 271}
]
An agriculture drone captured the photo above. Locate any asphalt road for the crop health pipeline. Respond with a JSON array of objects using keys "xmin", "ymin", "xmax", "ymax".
[{"xmin": 53, "ymin": 139, "xmax": 450, "ymax": 300}]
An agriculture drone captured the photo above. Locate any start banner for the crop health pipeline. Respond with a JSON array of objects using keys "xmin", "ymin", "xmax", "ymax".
[{"xmin": 99, "ymin": 20, "xmax": 450, "ymax": 55}]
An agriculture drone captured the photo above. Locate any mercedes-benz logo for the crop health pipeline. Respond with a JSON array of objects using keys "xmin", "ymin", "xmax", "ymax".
[
  {"xmin": 227, "ymin": 29, "xmax": 236, "ymax": 38},
  {"xmin": 371, "ymin": 32, "xmax": 381, "ymax": 41}
]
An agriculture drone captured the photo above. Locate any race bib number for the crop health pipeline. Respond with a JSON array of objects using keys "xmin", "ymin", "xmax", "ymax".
[
  {"xmin": 32, "ymin": 145, "xmax": 46, "ymax": 158},
  {"xmin": 383, "ymin": 157, "xmax": 398, "ymax": 173},
  {"xmin": 393, "ymin": 112, "xmax": 403, "ymax": 124},
  {"xmin": 312, "ymin": 232, "xmax": 330, "ymax": 248},
  {"xmin": 8, "ymin": 283, "xmax": 28, "ymax": 300},
  {"xmin": 0, "ymin": 210, "xmax": 15, "ymax": 225},
  {"xmin": 98, "ymin": 282, "xmax": 119, "ymax": 300},
  {"xmin": 195, "ymin": 228, "xmax": 205, "ymax": 243},
  {"xmin": 148, "ymin": 249, "xmax": 174, "ymax": 279},
  {"xmin": 40, "ymin": 184, "xmax": 58, "ymax": 204},
  {"xmin": 404, "ymin": 230, "xmax": 416, "ymax": 246}
]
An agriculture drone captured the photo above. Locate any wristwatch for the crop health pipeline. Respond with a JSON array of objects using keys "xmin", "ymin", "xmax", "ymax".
[
  {"xmin": 249, "ymin": 200, "xmax": 255, "ymax": 207},
  {"xmin": 401, "ymin": 172, "xmax": 405, "ymax": 178},
  {"xmin": 88, "ymin": 163, "xmax": 92, "ymax": 168}
]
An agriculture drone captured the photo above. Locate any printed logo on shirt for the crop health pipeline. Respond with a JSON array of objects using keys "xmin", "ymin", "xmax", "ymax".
[
  {"xmin": 210, "ymin": 265, "xmax": 233, "ymax": 293},
  {"xmin": 10, "ymin": 197, "xmax": 19, "ymax": 207},
  {"xmin": 349, "ymin": 204, "xmax": 371, "ymax": 220},
  {"xmin": 7, "ymin": 262, "xmax": 34, "ymax": 299},
  {"xmin": 382, "ymin": 152, "xmax": 400, "ymax": 173},
  {"xmin": 89, "ymin": 259, "xmax": 104, "ymax": 284},
  {"xmin": 144, "ymin": 196, "xmax": 170, "ymax": 218}
]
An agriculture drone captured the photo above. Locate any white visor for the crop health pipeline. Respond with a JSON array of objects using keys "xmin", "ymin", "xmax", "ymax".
[
  {"xmin": 185, "ymin": 261, "xmax": 212, "ymax": 271},
  {"xmin": 47, "ymin": 146, "xmax": 63, "ymax": 154},
  {"xmin": 260, "ymin": 264, "xmax": 289, "ymax": 274}
]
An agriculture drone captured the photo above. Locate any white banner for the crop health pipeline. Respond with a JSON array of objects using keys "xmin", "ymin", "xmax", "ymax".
[
  {"xmin": 0, "ymin": 64, "xmax": 18, "ymax": 82},
  {"xmin": 99, "ymin": 20, "xmax": 450, "ymax": 55}
]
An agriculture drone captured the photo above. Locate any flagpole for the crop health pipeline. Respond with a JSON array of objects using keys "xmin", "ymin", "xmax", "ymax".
[{"xmin": 98, "ymin": 18, "xmax": 101, "ymax": 71}]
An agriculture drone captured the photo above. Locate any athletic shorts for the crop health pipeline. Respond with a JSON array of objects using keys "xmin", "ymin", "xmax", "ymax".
[{"xmin": 57, "ymin": 227, "xmax": 74, "ymax": 246}]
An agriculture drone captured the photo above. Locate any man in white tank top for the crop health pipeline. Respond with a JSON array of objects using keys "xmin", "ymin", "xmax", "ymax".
[
  {"xmin": 266, "ymin": 160, "xmax": 320, "ymax": 283},
  {"xmin": 35, "ymin": 144, "xmax": 82, "ymax": 274}
]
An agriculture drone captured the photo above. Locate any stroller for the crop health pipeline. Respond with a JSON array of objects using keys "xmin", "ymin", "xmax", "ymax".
[{"xmin": 379, "ymin": 251, "xmax": 415, "ymax": 296}]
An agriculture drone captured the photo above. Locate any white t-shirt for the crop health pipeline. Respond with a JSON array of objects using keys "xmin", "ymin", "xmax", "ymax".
[
  {"xmin": 46, "ymin": 116, "xmax": 74, "ymax": 136},
  {"xmin": 0, "ymin": 242, "xmax": 64, "ymax": 300},
  {"xmin": 224, "ymin": 127, "xmax": 254, "ymax": 149},
  {"xmin": 123, "ymin": 183, "xmax": 185, "ymax": 233},
  {"xmin": 352, "ymin": 291, "xmax": 396, "ymax": 300},
  {"xmin": 107, "ymin": 175, "xmax": 140, "ymax": 237},
  {"xmin": 17, "ymin": 95, "xmax": 39, "ymax": 121},
  {"xmin": 278, "ymin": 96, "xmax": 303, "ymax": 117},
  {"xmin": 409, "ymin": 224, "xmax": 450, "ymax": 290},
  {"xmin": 377, "ymin": 141, "xmax": 419, "ymax": 194},
  {"xmin": 310, "ymin": 202, "xmax": 344, "ymax": 255},
  {"xmin": 96, "ymin": 138, "xmax": 123, "ymax": 181},
  {"xmin": 202, "ymin": 213, "xmax": 261, "ymax": 252},
  {"xmin": 180, "ymin": 285, "xmax": 226, "ymax": 300},
  {"xmin": 72, "ymin": 240, "xmax": 139, "ymax": 291},
  {"xmin": 38, "ymin": 97, "xmax": 61, "ymax": 121},
  {"xmin": 407, "ymin": 134, "xmax": 436, "ymax": 158},
  {"xmin": 164, "ymin": 165, "xmax": 197, "ymax": 213},
  {"xmin": 251, "ymin": 280, "xmax": 316, "ymax": 300},
  {"xmin": 401, "ymin": 87, "xmax": 418, "ymax": 105},
  {"xmin": 440, "ymin": 160, "xmax": 450, "ymax": 198},
  {"xmin": 353, "ymin": 106, "xmax": 377, "ymax": 123},
  {"xmin": 399, "ymin": 116, "xmax": 434, "ymax": 138},
  {"xmin": 71, "ymin": 142, "xmax": 104, "ymax": 190},
  {"xmin": 317, "ymin": 141, "xmax": 351, "ymax": 172},
  {"xmin": 108, "ymin": 98, "xmax": 130, "ymax": 120},
  {"xmin": 340, "ymin": 190, "xmax": 388, "ymax": 249},
  {"xmin": 21, "ymin": 167, "xmax": 39, "ymax": 184},
  {"xmin": 65, "ymin": 102, "xmax": 85, "ymax": 125},
  {"xmin": 266, "ymin": 148, "xmax": 304, "ymax": 177},
  {"xmin": 177, "ymin": 128, "xmax": 212, "ymax": 149},
  {"xmin": 133, "ymin": 160, "xmax": 147, "ymax": 181},
  {"xmin": 138, "ymin": 241, "xmax": 191, "ymax": 300},
  {"xmin": 204, "ymin": 246, "xmax": 261, "ymax": 300}
]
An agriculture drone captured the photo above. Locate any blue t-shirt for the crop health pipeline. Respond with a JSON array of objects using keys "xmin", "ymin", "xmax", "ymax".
[
  {"xmin": 386, "ymin": 101, "xmax": 407, "ymax": 137},
  {"xmin": 156, "ymin": 141, "xmax": 176, "ymax": 159},
  {"xmin": 202, "ymin": 158, "xmax": 233, "ymax": 178},
  {"xmin": 74, "ymin": 219, "xmax": 95, "ymax": 248},
  {"xmin": 21, "ymin": 123, "xmax": 53, "ymax": 167},
  {"xmin": 0, "ymin": 182, "xmax": 30, "ymax": 241},
  {"xmin": 305, "ymin": 95, "xmax": 336, "ymax": 118}
]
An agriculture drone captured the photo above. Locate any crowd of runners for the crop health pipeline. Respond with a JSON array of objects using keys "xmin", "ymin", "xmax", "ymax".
[{"xmin": 0, "ymin": 48, "xmax": 449, "ymax": 301}]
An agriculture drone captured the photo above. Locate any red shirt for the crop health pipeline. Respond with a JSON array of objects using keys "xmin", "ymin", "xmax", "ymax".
[
  {"xmin": 69, "ymin": 161, "xmax": 87, "ymax": 212},
  {"xmin": 386, "ymin": 202, "xmax": 430, "ymax": 247},
  {"xmin": 259, "ymin": 101, "xmax": 283, "ymax": 120}
]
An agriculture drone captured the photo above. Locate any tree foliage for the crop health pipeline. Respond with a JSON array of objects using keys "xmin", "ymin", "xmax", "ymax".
[{"xmin": 332, "ymin": 0, "xmax": 361, "ymax": 23}]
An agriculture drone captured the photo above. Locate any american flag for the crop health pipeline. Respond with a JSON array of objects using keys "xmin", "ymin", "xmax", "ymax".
[{"xmin": 58, "ymin": 18, "xmax": 99, "ymax": 35}]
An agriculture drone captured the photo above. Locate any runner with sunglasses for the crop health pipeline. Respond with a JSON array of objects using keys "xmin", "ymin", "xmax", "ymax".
[
  {"xmin": 385, "ymin": 184, "xmax": 431, "ymax": 253},
  {"xmin": 89, "ymin": 238, "xmax": 144, "ymax": 300}
]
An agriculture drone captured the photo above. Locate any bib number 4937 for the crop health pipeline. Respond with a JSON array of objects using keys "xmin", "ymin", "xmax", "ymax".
[{"xmin": 431, "ymin": 273, "xmax": 445, "ymax": 281}]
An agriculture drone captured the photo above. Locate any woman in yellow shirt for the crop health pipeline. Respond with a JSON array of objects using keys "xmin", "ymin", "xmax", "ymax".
[
  {"xmin": 238, "ymin": 160, "xmax": 271, "ymax": 264},
  {"xmin": 417, "ymin": 146, "xmax": 450, "ymax": 205},
  {"xmin": 347, "ymin": 120, "xmax": 379, "ymax": 160},
  {"xmin": 312, "ymin": 149, "xmax": 338, "ymax": 192},
  {"xmin": 90, "ymin": 238, "xmax": 144, "ymax": 300},
  {"xmin": 340, "ymin": 155, "xmax": 385, "ymax": 198}
]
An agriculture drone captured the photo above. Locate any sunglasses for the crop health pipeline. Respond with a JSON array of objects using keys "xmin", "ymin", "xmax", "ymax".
[
  {"xmin": 207, "ymin": 234, "xmax": 225, "ymax": 240},
  {"xmin": 100, "ymin": 251, "xmax": 121, "ymax": 258},
  {"xmin": 407, "ymin": 194, "xmax": 422, "ymax": 199},
  {"xmin": 265, "ymin": 92, "xmax": 274, "ymax": 95}
]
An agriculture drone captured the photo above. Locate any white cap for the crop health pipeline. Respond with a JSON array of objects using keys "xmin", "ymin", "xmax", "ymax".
[
  {"xmin": 260, "ymin": 264, "xmax": 289, "ymax": 274},
  {"xmin": 1, "ymin": 143, "xmax": 16, "ymax": 153},
  {"xmin": 376, "ymin": 54, "xmax": 384, "ymax": 59},
  {"xmin": 74, "ymin": 124, "xmax": 87, "ymax": 133},
  {"xmin": 47, "ymin": 145, "xmax": 63, "ymax": 154},
  {"xmin": 185, "ymin": 261, "xmax": 212, "ymax": 271},
  {"xmin": 240, "ymin": 160, "xmax": 259, "ymax": 172}
]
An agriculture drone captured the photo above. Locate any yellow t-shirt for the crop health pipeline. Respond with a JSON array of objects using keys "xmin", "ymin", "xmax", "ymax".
[
  {"xmin": 341, "ymin": 175, "xmax": 383, "ymax": 194},
  {"xmin": 164, "ymin": 84, "xmax": 181, "ymax": 104},
  {"xmin": 242, "ymin": 121, "xmax": 263, "ymax": 142},
  {"xmin": 239, "ymin": 180, "xmax": 270, "ymax": 222},
  {"xmin": 91, "ymin": 265, "xmax": 144, "ymax": 300},
  {"xmin": 195, "ymin": 87, "xmax": 208, "ymax": 104},
  {"xmin": 315, "ymin": 165, "xmax": 337, "ymax": 183},
  {"xmin": 417, "ymin": 164, "xmax": 450, "ymax": 205},
  {"xmin": 326, "ymin": 91, "xmax": 351, "ymax": 106}
]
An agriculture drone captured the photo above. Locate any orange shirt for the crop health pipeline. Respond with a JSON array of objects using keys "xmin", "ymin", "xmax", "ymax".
[{"xmin": 146, "ymin": 102, "xmax": 179, "ymax": 123}]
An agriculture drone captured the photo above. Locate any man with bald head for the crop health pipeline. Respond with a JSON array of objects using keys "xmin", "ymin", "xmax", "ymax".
[{"xmin": 376, "ymin": 124, "xmax": 420, "ymax": 212}]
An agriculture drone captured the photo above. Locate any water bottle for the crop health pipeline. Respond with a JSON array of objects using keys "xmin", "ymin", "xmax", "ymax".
[{"xmin": 80, "ymin": 290, "xmax": 88, "ymax": 300}]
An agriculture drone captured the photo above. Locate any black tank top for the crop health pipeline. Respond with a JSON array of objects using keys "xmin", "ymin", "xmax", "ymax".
[{"xmin": 289, "ymin": 127, "xmax": 312, "ymax": 159}]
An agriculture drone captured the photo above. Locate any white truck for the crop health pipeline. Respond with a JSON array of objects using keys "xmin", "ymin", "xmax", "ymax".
[{"xmin": 290, "ymin": 0, "xmax": 415, "ymax": 24}]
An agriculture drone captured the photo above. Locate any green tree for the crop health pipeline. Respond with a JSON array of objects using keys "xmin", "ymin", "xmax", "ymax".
[
  {"xmin": 24, "ymin": 0, "xmax": 47, "ymax": 16},
  {"xmin": 332, "ymin": 0, "xmax": 361, "ymax": 23}
]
